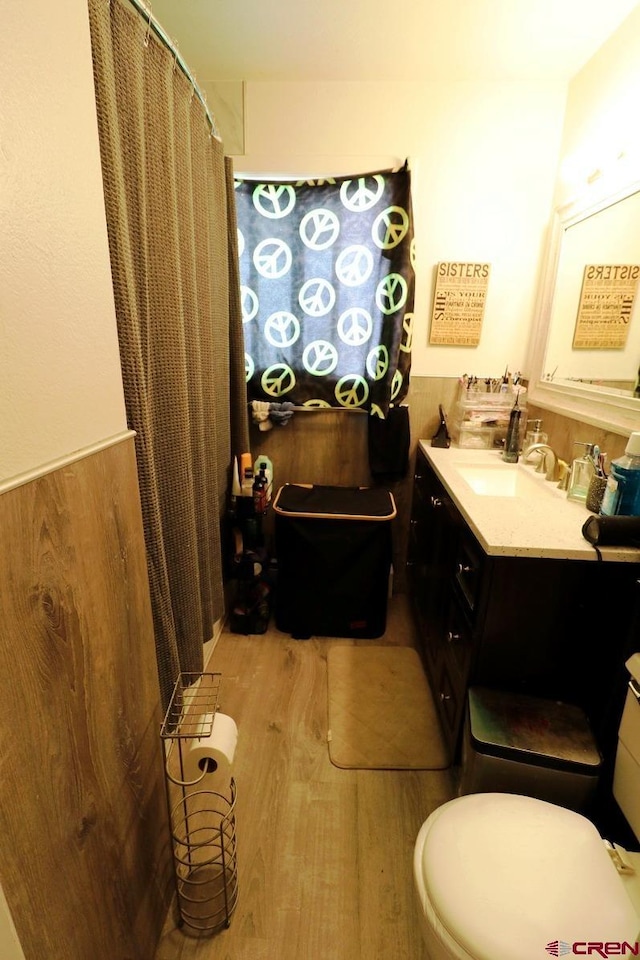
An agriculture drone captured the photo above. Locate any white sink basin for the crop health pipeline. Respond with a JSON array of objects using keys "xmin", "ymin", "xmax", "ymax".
[{"xmin": 454, "ymin": 462, "xmax": 544, "ymax": 498}]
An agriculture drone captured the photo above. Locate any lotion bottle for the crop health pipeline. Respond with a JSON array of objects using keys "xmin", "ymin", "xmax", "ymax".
[
  {"xmin": 253, "ymin": 455, "xmax": 273, "ymax": 504},
  {"xmin": 567, "ymin": 442, "xmax": 596, "ymax": 503},
  {"xmin": 524, "ymin": 419, "xmax": 548, "ymax": 449}
]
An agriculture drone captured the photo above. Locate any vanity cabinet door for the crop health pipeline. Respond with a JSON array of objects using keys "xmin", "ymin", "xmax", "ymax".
[
  {"xmin": 409, "ymin": 448, "xmax": 472, "ymax": 755},
  {"xmin": 408, "ymin": 448, "xmax": 461, "ymax": 680},
  {"xmin": 453, "ymin": 532, "xmax": 484, "ymax": 619},
  {"xmin": 437, "ymin": 594, "xmax": 474, "ymax": 752}
]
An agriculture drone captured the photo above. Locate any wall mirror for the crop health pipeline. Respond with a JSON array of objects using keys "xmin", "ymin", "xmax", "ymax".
[{"xmin": 528, "ymin": 175, "xmax": 640, "ymax": 436}]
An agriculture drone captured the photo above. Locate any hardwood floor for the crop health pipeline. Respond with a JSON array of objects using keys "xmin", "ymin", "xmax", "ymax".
[{"xmin": 155, "ymin": 595, "xmax": 455, "ymax": 960}]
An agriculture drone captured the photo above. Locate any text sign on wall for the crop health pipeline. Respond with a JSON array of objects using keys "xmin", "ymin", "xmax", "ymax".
[
  {"xmin": 573, "ymin": 264, "xmax": 640, "ymax": 349},
  {"xmin": 429, "ymin": 262, "xmax": 491, "ymax": 346}
]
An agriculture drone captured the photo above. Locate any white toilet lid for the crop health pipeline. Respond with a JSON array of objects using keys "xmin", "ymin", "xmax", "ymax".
[{"xmin": 419, "ymin": 794, "xmax": 638, "ymax": 960}]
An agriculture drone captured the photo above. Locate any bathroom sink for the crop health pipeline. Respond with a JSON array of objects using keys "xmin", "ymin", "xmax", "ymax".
[{"xmin": 453, "ymin": 462, "xmax": 544, "ymax": 498}]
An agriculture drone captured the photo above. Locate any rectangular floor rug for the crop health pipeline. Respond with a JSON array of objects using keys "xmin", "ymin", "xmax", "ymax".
[{"xmin": 327, "ymin": 645, "xmax": 450, "ymax": 770}]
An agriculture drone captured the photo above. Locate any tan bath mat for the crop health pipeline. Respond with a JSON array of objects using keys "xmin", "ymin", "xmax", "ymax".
[{"xmin": 326, "ymin": 645, "xmax": 450, "ymax": 770}]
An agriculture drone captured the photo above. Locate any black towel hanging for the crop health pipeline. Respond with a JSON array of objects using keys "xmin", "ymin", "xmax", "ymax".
[{"xmin": 367, "ymin": 405, "xmax": 410, "ymax": 483}]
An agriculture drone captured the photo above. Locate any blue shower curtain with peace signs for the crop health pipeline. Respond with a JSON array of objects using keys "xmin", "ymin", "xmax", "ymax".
[{"xmin": 235, "ymin": 167, "xmax": 414, "ymax": 416}]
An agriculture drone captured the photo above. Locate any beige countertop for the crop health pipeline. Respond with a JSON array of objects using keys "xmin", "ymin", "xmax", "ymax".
[{"xmin": 419, "ymin": 441, "xmax": 640, "ymax": 562}]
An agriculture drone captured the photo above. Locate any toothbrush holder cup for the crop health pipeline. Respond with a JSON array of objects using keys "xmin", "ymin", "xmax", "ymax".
[{"xmin": 586, "ymin": 474, "xmax": 608, "ymax": 514}]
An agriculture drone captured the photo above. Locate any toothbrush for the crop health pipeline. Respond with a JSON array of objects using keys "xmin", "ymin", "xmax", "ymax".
[{"xmin": 599, "ymin": 453, "xmax": 607, "ymax": 477}]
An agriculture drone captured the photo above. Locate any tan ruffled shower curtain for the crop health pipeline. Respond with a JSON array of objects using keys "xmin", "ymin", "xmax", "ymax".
[{"xmin": 88, "ymin": 0, "xmax": 249, "ymax": 709}]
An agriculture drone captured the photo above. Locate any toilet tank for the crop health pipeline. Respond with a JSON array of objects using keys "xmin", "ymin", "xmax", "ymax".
[{"xmin": 613, "ymin": 653, "xmax": 640, "ymax": 841}]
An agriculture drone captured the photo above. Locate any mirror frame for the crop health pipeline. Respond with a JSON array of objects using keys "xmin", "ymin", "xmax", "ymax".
[{"xmin": 528, "ymin": 176, "xmax": 640, "ymax": 437}]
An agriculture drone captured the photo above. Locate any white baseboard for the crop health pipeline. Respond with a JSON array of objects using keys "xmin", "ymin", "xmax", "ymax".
[{"xmin": 203, "ymin": 617, "xmax": 224, "ymax": 670}]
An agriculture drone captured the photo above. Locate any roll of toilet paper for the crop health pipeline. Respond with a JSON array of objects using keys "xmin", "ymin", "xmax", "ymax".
[{"xmin": 183, "ymin": 712, "xmax": 238, "ymax": 784}]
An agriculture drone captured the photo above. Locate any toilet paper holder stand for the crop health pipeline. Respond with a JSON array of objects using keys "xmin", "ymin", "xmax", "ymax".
[{"xmin": 160, "ymin": 671, "xmax": 239, "ymax": 935}]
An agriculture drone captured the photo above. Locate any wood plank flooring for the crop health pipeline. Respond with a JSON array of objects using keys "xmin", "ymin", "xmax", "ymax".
[{"xmin": 155, "ymin": 596, "xmax": 455, "ymax": 960}]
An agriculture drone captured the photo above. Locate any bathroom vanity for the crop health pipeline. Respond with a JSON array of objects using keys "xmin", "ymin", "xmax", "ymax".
[{"xmin": 408, "ymin": 442, "xmax": 640, "ymax": 762}]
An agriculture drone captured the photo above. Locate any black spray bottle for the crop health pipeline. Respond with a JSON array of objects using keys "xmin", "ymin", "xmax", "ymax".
[{"xmin": 502, "ymin": 391, "xmax": 521, "ymax": 463}]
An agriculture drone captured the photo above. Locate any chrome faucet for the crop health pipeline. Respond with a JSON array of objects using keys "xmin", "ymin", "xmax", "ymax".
[{"xmin": 522, "ymin": 443, "xmax": 558, "ymax": 482}]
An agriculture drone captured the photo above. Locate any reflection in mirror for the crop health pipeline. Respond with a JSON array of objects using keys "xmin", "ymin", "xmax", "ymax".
[
  {"xmin": 529, "ymin": 176, "xmax": 640, "ymax": 436},
  {"xmin": 544, "ymin": 188, "xmax": 640, "ymax": 397}
]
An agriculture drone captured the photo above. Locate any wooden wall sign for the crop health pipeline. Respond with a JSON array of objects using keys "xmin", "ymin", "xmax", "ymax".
[
  {"xmin": 429, "ymin": 262, "xmax": 491, "ymax": 346},
  {"xmin": 573, "ymin": 264, "xmax": 639, "ymax": 349}
]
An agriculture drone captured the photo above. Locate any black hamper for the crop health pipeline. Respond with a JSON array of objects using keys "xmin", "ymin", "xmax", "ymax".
[{"xmin": 273, "ymin": 483, "xmax": 397, "ymax": 639}]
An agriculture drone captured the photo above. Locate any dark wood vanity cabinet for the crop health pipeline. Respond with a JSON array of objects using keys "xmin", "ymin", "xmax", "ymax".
[
  {"xmin": 408, "ymin": 445, "xmax": 640, "ymax": 762},
  {"xmin": 407, "ymin": 450, "xmax": 469, "ymax": 748}
]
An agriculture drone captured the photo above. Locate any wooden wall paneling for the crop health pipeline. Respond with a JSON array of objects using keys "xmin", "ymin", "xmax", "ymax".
[
  {"xmin": 0, "ymin": 439, "xmax": 172, "ymax": 960},
  {"xmin": 526, "ymin": 403, "xmax": 629, "ymax": 466},
  {"xmin": 249, "ymin": 410, "xmax": 371, "ymax": 489}
]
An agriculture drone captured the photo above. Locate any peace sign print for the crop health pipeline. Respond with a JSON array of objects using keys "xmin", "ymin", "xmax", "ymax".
[
  {"xmin": 261, "ymin": 363, "xmax": 296, "ymax": 397},
  {"xmin": 340, "ymin": 175, "xmax": 384, "ymax": 212},
  {"xmin": 400, "ymin": 312, "xmax": 413, "ymax": 353},
  {"xmin": 337, "ymin": 308, "xmax": 372, "ymax": 347},
  {"xmin": 298, "ymin": 278, "xmax": 336, "ymax": 317},
  {"xmin": 299, "ymin": 209, "xmax": 340, "ymax": 251},
  {"xmin": 376, "ymin": 273, "xmax": 408, "ymax": 315},
  {"xmin": 234, "ymin": 169, "xmax": 413, "ymax": 412},
  {"xmin": 241, "ymin": 285, "xmax": 259, "ymax": 323},
  {"xmin": 264, "ymin": 311, "xmax": 300, "ymax": 349},
  {"xmin": 391, "ymin": 369, "xmax": 404, "ymax": 400},
  {"xmin": 366, "ymin": 345, "xmax": 389, "ymax": 381},
  {"xmin": 252, "ymin": 183, "xmax": 296, "ymax": 219},
  {"xmin": 254, "ymin": 238, "xmax": 292, "ymax": 279},
  {"xmin": 335, "ymin": 245, "xmax": 374, "ymax": 287},
  {"xmin": 334, "ymin": 374, "xmax": 369, "ymax": 408},
  {"xmin": 303, "ymin": 340, "xmax": 339, "ymax": 377},
  {"xmin": 372, "ymin": 206, "xmax": 410, "ymax": 250},
  {"xmin": 302, "ymin": 398, "xmax": 332, "ymax": 408}
]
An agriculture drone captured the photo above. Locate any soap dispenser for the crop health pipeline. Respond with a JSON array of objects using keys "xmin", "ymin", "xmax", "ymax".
[
  {"xmin": 524, "ymin": 419, "xmax": 548, "ymax": 450},
  {"xmin": 567, "ymin": 442, "xmax": 596, "ymax": 503}
]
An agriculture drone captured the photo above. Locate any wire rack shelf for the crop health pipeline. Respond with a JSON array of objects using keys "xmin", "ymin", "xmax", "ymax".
[{"xmin": 161, "ymin": 672, "xmax": 238, "ymax": 935}]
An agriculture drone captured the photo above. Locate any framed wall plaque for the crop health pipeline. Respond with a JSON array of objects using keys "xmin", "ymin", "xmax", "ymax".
[
  {"xmin": 429, "ymin": 262, "xmax": 491, "ymax": 346},
  {"xmin": 573, "ymin": 264, "xmax": 639, "ymax": 349}
]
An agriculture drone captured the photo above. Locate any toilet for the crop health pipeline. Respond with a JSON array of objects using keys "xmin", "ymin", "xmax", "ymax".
[{"xmin": 414, "ymin": 655, "xmax": 640, "ymax": 960}]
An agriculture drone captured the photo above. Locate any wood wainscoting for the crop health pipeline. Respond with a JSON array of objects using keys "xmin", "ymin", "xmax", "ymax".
[
  {"xmin": 0, "ymin": 437, "xmax": 172, "ymax": 960},
  {"xmin": 525, "ymin": 403, "xmax": 630, "ymax": 464}
]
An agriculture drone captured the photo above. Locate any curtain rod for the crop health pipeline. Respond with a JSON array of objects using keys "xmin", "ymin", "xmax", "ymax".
[{"xmin": 123, "ymin": 0, "xmax": 221, "ymax": 141}]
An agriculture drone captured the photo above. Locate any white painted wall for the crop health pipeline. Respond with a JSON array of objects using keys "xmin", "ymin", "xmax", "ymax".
[
  {"xmin": 236, "ymin": 79, "xmax": 567, "ymax": 379},
  {"xmin": 0, "ymin": 0, "xmax": 127, "ymax": 489}
]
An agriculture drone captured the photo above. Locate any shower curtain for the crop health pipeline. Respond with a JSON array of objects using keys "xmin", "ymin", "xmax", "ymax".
[{"xmin": 88, "ymin": 0, "xmax": 249, "ymax": 709}]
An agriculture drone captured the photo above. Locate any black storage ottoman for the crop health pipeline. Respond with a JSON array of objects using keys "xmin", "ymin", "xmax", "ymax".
[{"xmin": 273, "ymin": 484, "xmax": 396, "ymax": 639}]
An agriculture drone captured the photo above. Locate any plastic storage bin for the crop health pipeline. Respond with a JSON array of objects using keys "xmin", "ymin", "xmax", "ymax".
[
  {"xmin": 450, "ymin": 388, "xmax": 527, "ymax": 450},
  {"xmin": 273, "ymin": 483, "xmax": 396, "ymax": 639},
  {"xmin": 459, "ymin": 686, "xmax": 602, "ymax": 812}
]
